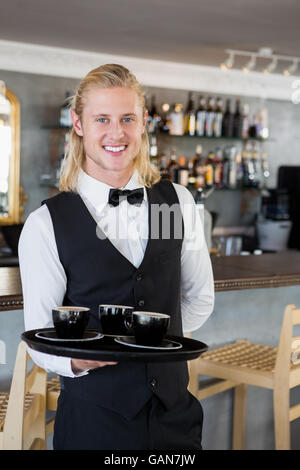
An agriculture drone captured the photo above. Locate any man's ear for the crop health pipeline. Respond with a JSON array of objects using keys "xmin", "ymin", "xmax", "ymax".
[
  {"xmin": 71, "ymin": 109, "xmax": 83, "ymax": 136},
  {"xmin": 142, "ymin": 110, "xmax": 148, "ymax": 133}
]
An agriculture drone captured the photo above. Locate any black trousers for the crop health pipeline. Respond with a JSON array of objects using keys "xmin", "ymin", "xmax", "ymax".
[{"xmin": 53, "ymin": 390, "xmax": 203, "ymax": 450}]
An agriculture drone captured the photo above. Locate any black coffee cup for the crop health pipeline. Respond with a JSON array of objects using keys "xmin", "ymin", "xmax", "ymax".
[
  {"xmin": 132, "ymin": 311, "xmax": 170, "ymax": 346},
  {"xmin": 98, "ymin": 305, "xmax": 133, "ymax": 336},
  {"xmin": 52, "ymin": 306, "xmax": 90, "ymax": 339}
]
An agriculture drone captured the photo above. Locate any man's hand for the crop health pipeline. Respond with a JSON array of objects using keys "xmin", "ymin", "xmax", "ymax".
[{"xmin": 71, "ymin": 358, "xmax": 118, "ymax": 374}]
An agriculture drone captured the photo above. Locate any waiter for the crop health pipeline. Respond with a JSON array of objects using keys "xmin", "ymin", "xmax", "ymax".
[{"xmin": 19, "ymin": 64, "xmax": 214, "ymax": 450}]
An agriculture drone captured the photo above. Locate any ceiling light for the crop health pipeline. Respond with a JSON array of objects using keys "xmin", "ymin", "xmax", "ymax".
[
  {"xmin": 221, "ymin": 48, "xmax": 300, "ymax": 77},
  {"xmin": 263, "ymin": 57, "xmax": 278, "ymax": 74},
  {"xmin": 283, "ymin": 59, "xmax": 298, "ymax": 76},
  {"xmin": 242, "ymin": 55, "xmax": 256, "ymax": 73}
]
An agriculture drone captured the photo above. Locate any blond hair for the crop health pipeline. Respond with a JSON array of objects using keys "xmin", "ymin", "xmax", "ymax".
[{"xmin": 59, "ymin": 64, "xmax": 161, "ymax": 192}]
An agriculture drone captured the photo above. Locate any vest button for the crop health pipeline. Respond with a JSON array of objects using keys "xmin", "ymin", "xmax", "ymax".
[
  {"xmin": 138, "ymin": 300, "xmax": 145, "ymax": 307},
  {"xmin": 136, "ymin": 274, "xmax": 143, "ymax": 281},
  {"xmin": 150, "ymin": 378, "xmax": 157, "ymax": 388}
]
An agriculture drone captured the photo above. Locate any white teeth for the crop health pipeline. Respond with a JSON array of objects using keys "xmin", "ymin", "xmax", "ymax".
[{"xmin": 104, "ymin": 145, "xmax": 126, "ymax": 152}]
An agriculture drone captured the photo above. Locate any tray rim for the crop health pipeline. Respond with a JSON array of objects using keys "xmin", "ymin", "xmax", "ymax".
[{"xmin": 21, "ymin": 328, "xmax": 208, "ymax": 363}]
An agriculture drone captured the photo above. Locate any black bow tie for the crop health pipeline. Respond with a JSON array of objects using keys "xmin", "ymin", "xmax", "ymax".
[{"xmin": 108, "ymin": 188, "xmax": 144, "ymax": 207}]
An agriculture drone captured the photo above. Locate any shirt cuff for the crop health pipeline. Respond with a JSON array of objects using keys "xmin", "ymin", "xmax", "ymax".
[{"xmin": 27, "ymin": 347, "xmax": 90, "ymax": 378}]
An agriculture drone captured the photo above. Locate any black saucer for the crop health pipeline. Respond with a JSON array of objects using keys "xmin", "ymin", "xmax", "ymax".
[
  {"xmin": 114, "ymin": 337, "xmax": 182, "ymax": 350},
  {"xmin": 35, "ymin": 329, "xmax": 103, "ymax": 342}
]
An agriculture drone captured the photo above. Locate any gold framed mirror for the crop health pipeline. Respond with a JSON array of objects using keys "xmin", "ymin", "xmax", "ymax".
[{"xmin": 0, "ymin": 83, "xmax": 22, "ymax": 225}]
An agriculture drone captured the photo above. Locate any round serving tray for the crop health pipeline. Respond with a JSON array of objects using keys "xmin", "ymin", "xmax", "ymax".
[{"xmin": 21, "ymin": 328, "xmax": 208, "ymax": 363}]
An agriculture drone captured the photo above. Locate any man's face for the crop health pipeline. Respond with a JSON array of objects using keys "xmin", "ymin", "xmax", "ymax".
[{"xmin": 72, "ymin": 86, "xmax": 146, "ymax": 178}]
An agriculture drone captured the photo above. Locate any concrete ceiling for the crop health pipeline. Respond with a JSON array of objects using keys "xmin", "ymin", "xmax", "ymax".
[{"xmin": 1, "ymin": 0, "xmax": 300, "ymax": 69}]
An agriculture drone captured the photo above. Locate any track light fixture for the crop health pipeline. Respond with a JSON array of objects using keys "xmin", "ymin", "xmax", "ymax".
[
  {"xmin": 221, "ymin": 49, "xmax": 300, "ymax": 76},
  {"xmin": 242, "ymin": 55, "xmax": 256, "ymax": 73},
  {"xmin": 283, "ymin": 59, "xmax": 299, "ymax": 77},
  {"xmin": 263, "ymin": 57, "xmax": 278, "ymax": 74},
  {"xmin": 220, "ymin": 52, "xmax": 235, "ymax": 71}
]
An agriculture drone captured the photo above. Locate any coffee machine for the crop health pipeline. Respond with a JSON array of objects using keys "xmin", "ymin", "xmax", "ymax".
[{"xmin": 256, "ymin": 187, "xmax": 292, "ymax": 252}]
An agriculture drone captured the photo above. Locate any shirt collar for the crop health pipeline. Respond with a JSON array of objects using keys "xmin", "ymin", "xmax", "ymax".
[{"xmin": 77, "ymin": 168, "xmax": 146, "ymax": 211}]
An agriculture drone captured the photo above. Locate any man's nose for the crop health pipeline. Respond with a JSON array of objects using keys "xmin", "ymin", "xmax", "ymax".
[{"xmin": 108, "ymin": 121, "xmax": 125, "ymax": 139}]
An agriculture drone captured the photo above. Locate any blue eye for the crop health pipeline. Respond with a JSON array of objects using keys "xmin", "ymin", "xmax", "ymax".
[
  {"xmin": 97, "ymin": 117, "xmax": 108, "ymax": 123},
  {"xmin": 123, "ymin": 117, "xmax": 133, "ymax": 122}
]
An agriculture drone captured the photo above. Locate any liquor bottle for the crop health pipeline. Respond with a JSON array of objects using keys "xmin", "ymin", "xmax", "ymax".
[
  {"xmin": 159, "ymin": 154, "xmax": 170, "ymax": 181},
  {"xmin": 242, "ymin": 142, "xmax": 254, "ymax": 187},
  {"xmin": 233, "ymin": 98, "xmax": 242, "ymax": 138},
  {"xmin": 241, "ymin": 103, "xmax": 250, "ymax": 138},
  {"xmin": 188, "ymin": 157, "xmax": 195, "ymax": 186},
  {"xmin": 59, "ymin": 92, "xmax": 73, "ymax": 128},
  {"xmin": 167, "ymin": 147, "xmax": 180, "ymax": 182},
  {"xmin": 176, "ymin": 157, "xmax": 189, "ymax": 187},
  {"xmin": 205, "ymin": 97, "xmax": 215, "ymax": 137},
  {"xmin": 248, "ymin": 114, "xmax": 258, "ymax": 138},
  {"xmin": 250, "ymin": 141, "xmax": 261, "ymax": 187},
  {"xmin": 159, "ymin": 103, "xmax": 171, "ymax": 133},
  {"xmin": 213, "ymin": 97, "xmax": 223, "ymax": 137},
  {"xmin": 259, "ymin": 108, "xmax": 269, "ymax": 139},
  {"xmin": 205, "ymin": 151, "xmax": 215, "ymax": 188},
  {"xmin": 184, "ymin": 92, "xmax": 196, "ymax": 136},
  {"xmin": 169, "ymin": 104, "xmax": 184, "ymax": 136},
  {"xmin": 149, "ymin": 135, "xmax": 159, "ymax": 168},
  {"xmin": 147, "ymin": 95, "xmax": 161, "ymax": 134},
  {"xmin": 228, "ymin": 145, "xmax": 237, "ymax": 189},
  {"xmin": 196, "ymin": 96, "xmax": 206, "ymax": 137},
  {"xmin": 222, "ymin": 146, "xmax": 230, "ymax": 188},
  {"xmin": 191, "ymin": 145, "xmax": 206, "ymax": 189},
  {"xmin": 235, "ymin": 151, "xmax": 244, "ymax": 188},
  {"xmin": 260, "ymin": 151, "xmax": 270, "ymax": 188},
  {"xmin": 213, "ymin": 147, "xmax": 223, "ymax": 188},
  {"xmin": 222, "ymin": 99, "xmax": 233, "ymax": 138}
]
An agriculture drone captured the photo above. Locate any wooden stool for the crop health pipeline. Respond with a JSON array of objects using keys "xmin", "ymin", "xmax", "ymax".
[
  {"xmin": 0, "ymin": 341, "xmax": 47, "ymax": 450},
  {"xmin": 188, "ymin": 304, "xmax": 300, "ymax": 450}
]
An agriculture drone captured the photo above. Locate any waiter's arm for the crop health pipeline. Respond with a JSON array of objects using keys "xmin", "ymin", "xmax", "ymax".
[
  {"xmin": 173, "ymin": 184, "xmax": 215, "ymax": 333},
  {"xmin": 18, "ymin": 205, "xmax": 115, "ymax": 377}
]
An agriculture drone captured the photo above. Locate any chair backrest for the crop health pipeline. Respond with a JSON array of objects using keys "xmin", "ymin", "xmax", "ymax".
[
  {"xmin": 1, "ymin": 341, "xmax": 47, "ymax": 450},
  {"xmin": 274, "ymin": 304, "xmax": 300, "ymax": 385}
]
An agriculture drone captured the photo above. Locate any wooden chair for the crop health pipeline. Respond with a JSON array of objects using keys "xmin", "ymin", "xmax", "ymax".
[
  {"xmin": 45, "ymin": 376, "xmax": 60, "ymax": 436},
  {"xmin": 188, "ymin": 304, "xmax": 300, "ymax": 450},
  {"xmin": 0, "ymin": 341, "xmax": 47, "ymax": 450}
]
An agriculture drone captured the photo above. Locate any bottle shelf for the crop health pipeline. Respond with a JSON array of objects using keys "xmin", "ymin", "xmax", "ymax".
[{"xmin": 149, "ymin": 133, "xmax": 271, "ymax": 142}]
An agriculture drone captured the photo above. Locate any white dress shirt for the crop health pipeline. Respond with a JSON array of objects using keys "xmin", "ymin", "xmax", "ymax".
[{"xmin": 18, "ymin": 169, "xmax": 214, "ymax": 378}]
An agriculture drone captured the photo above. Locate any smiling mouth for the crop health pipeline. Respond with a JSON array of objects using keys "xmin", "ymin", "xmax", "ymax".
[{"xmin": 103, "ymin": 145, "xmax": 128, "ymax": 153}]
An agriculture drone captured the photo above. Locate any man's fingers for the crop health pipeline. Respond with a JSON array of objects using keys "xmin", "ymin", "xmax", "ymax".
[{"xmin": 83, "ymin": 360, "xmax": 117, "ymax": 367}]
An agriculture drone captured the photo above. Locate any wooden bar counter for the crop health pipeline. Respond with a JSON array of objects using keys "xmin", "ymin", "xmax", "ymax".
[
  {"xmin": 0, "ymin": 267, "xmax": 23, "ymax": 311},
  {"xmin": 1, "ymin": 251, "xmax": 300, "ymax": 311},
  {"xmin": 212, "ymin": 251, "xmax": 300, "ymax": 292}
]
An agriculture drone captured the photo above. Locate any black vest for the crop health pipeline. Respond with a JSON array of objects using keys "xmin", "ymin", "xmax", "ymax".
[{"xmin": 42, "ymin": 179, "xmax": 189, "ymax": 419}]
